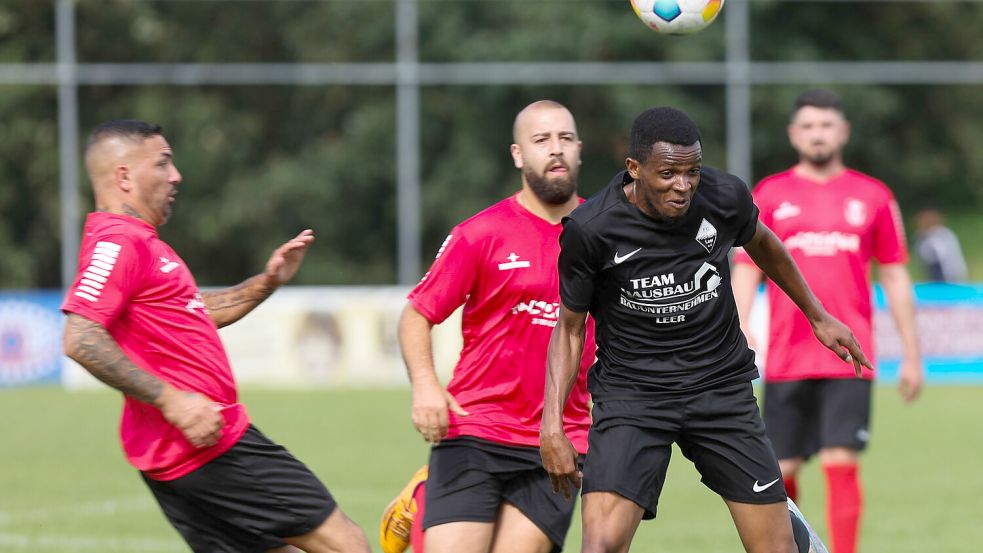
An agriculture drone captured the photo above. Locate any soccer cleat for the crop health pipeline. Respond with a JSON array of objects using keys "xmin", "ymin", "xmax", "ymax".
[
  {"xmin": 380, "ymin": 465, "xmax": 428, "ymax": 553},
  {"xmin": 788, "ymin": 498, "xmax": 830, "ymax": 553}
]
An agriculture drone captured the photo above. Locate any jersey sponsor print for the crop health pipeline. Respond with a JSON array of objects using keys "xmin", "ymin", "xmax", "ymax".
[{"xmin": 734, "ymin": 169, "xmax": 907, "ymax": 381}]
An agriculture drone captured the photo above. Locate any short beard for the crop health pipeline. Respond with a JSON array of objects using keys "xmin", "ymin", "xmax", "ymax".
[
  {"xmin": 524, "ymin": 166, "xmax": 577, "ymax": 205},
  {"xmin": 803, "ymin": 149, "xmax": 835, "ymax": 166}
]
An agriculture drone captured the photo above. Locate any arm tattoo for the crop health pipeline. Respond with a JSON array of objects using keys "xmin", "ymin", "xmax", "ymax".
[
  {"xmin": 202, "ymin": 274, "xmax": 275, "ymax": 328},
  {"xmin": 64, "ymin": 314, "xmax": 163, "ymax": 404}
]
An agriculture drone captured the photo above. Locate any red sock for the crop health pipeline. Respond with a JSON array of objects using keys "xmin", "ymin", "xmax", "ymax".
[
  {"xmin": 824, "ymin": 463, "xmax": 862, "ymax": 553},
  {"xmin": 784, "ymin": 475, "xmax": 799, "ymax": 503},
  {"xmin": 410, "ymin": 482, "xmax": 426, "ymax": 553}
]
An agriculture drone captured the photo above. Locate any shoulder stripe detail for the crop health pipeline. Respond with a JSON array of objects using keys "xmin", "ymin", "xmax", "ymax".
[
  {"xmin": 889, "ymin": 200, "xmax": 907, "ymax": 244},
  {"xmin": 90, "ymin": 259, "xmax": 116, "ymax": 271},
  {"xmin": 91, "ymin": 252, "xmax": 118, "ymax": 265},
  {"xmin": 82, "ymin": 271, "xmax": 107, "ymax": 283},
  {"xmin": 435, "ymin": 234, "xmax": 453, "ymax": 260},
  {"xmin": 95, "ymin": 241, "xmax": 122, "ymax": 253},
  {"xmin": 79, "ymin": 278, "xmax": 104, "ymax": 290},
  {"xmin": 419, "ymin": 234, "xmax": 454, "ymax": 284},
  {"xmin": 76, "ymin": 240, "xmax": 123, "ymax": 302},
  {"xmin": 86, "ymin": 266, "xmax": 111, "ymax": 278},
  {"xmin": 74, "ymin": 291, "xmax": 98, "ymax": 302}
]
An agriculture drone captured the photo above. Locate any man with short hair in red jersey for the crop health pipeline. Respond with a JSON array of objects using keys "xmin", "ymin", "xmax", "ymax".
[
  {"xmin": 380, "ymin": 100, "xmax": 596, "ymax": 553},
  {"xmin": 732, "ymin": 90, "xmax": 924, "ymax": 553},
  {"xmin": 62, "ymin": 120, "xmax": 369, "ymax": 553}
]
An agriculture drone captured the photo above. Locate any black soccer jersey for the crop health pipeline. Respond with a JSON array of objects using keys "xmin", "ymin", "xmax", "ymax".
[{"xmin": 559, "ymin": 167, "xmax": 760, "ymax": 400}]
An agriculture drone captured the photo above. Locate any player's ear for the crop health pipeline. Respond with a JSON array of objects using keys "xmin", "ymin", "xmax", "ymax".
[
  {"xmin": 114, "ymin": 164, "xmax": 133, "ymax": 192},
  {"xmin": 510, "ymin": 143, "xmax": 524, "ymax": 169},
  {"xmin": 626, "ymin": 157, "xmax": 640, "ymax": 179}
]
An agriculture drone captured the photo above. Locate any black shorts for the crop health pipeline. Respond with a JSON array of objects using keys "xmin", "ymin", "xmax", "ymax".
[
  {"xmin": 142, "ymin": 425, "xmax": 336, "ymax": 553},
  {"xmin": 423, "ymin": 436, "xmax": 581, "ymax": 551},
  {"xmin": 583, "ymin": 382, "xmax": 786, "ymax": 520},
  {"xmin": 764, "ymin": 378, "xmax": 873, "ymax": 460}
]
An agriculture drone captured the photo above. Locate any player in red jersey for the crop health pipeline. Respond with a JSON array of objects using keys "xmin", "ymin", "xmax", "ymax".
[
  {"xmin": 381, "ymin": 101, "xmax": 596, "ymax": 553},
  {"xmin": 62, "ymin": 120, "xmax": 369, "ymax": 553},
  {"xmin": 732, "ymin": 90, "xmax": 924, "ymax": 553}
]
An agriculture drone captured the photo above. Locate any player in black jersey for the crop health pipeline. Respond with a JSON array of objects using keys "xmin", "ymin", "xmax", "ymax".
[{"xmin": 540, "ymin": 107, "xmax": 867, "ymax": 553}]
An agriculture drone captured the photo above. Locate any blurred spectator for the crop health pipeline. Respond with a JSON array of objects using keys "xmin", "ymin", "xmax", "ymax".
[{"xmin": 914, "ymin": 208, "xmax": 968, "ymax": 282}]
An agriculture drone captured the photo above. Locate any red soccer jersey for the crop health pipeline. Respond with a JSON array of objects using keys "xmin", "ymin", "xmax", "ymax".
[
  {"xmin": 734, "ymin": 169, "xmax": 907, "ymax": 381},
  {"xmin": 409, "ymin": 194, "xmax": 596, "ymax": 453},
  {"xmin": 62, "ymin": 213, "xmax": 250, "ymax": 480}
]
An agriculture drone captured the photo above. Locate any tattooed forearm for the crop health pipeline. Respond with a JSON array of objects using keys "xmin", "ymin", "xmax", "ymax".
[
  {"xmin": 202, "ymin": 274, "xmax": 276, "ymax": 328},
  {"xmin": 63, "ymin": 314, "xmax": 163, "ymax": 404}
]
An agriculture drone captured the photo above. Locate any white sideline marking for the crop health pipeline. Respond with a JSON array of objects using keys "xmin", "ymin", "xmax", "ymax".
[
  {"xmin": 0, "ymin": 497, "xmax": 181, "ymax": 550},
  {"xmin": 0, "ymin": 496, "xmax": 157, "ymax": 525},
  {"xmin": 0, "ymin": 533, "xmax": 181, "ymax": 551}
]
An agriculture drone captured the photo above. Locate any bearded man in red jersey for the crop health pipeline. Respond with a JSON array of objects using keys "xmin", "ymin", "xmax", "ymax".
[
  {"xmin": 732, "ymin": 90, "xmax": 924, "ymax": 553},
  {"xmin": 381, "ymin": 100, "xmax": 596, "ymax": 553}
]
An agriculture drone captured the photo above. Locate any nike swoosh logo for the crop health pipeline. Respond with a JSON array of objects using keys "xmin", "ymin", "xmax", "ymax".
[
  {"xmin": 752, "ymin": 478, "xmax": 780, "ymax": 493},
  {"xmin": 613, "ymin": 247, "xmax": 642, "ymax": 264}
]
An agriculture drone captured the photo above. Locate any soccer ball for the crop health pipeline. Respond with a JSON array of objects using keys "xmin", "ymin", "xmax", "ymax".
[{"xmin": 630, "ymin": 0, "xmax": 726, "ymax": 35}]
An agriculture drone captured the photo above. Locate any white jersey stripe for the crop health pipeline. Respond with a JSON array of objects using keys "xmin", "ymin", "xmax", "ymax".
[
  {"xmin": 77, "ymin": 285, "xmax": 101, "ymax": 297},
  {"xmin": 79, "ymin": 278, "xmax": 104, "ymax": 290},
  {"xmin": 90, "ymin": 259, "xmax": 115, "ymax": 271},
  {"xmin": 95, "ymin": 241, "xmax": 122, "ymax": 252},
  {"xmin": 76, "ymin": 241, "xmax": 122, "ymax": 303},
  {"xmin": 86, "ymin": 266, "xmax": 110, "ymax": 277},
  {"xmin": 74, "ymin": 291, "xmax": 98, "ymax": 302},
  {"xmin": 82, "ymin": 271, "xmax": 107, "ymax": 283},
  {"xmin": 93, "ymin": 249, "xmax": 119, "ymax": 260},
  {"xmin": 91, "ymin": 253, "xmax": 118, "ymax": 264}
]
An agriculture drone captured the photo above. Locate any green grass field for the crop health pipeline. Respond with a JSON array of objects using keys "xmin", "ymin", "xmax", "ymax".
[{"xmin": 1, "ymin": 385, "xmax": 980, "ymax": 552}]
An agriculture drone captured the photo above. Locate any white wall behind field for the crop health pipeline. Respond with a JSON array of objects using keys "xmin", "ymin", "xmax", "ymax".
[
  {"xmin": 34, "ymin": 282, "xmax": 983, "ymax": 390},
  {"xmin": 62, "ymin": 287, "xmax": 463, "ymax": 390},
  {"xmin": 217, "ymin": 287, "xmax": 463, "ymax": 388}
]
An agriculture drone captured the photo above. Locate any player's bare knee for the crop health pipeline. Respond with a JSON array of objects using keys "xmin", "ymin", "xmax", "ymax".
[
  {"xmin": 755, "ymin": 527, "xmax": 798, "ymax": 553},
  {"xmin": 581, "ymin": 530, "xmax": 630, "ymax": 553},
  {"xmin": 289, "ymin": 509, "xmax": 370, "ymax": 553}
]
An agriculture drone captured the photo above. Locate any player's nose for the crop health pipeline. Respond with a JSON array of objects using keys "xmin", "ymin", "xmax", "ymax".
[
  {"xmin": 673, "ymin": 176, "xmax": 694, "ymax": 191},
  {"xmin": 549, "ymin": 137, "xmax": 565, "ymax": 155}
]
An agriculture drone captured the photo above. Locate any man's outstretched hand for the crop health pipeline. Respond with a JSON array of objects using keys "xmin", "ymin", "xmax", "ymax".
[
  {"xmin": 264, "ymin": 229, "xmax": 315, "ymax": 287},
  {"xmin": 811, "ymin": 314, "xmax": 874, "ymax": 377}
]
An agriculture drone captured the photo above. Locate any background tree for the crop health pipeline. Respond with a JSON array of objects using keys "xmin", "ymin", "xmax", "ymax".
[{"xmin": 1, "ymin": 0, "xmax": 980, "ymax": 288}]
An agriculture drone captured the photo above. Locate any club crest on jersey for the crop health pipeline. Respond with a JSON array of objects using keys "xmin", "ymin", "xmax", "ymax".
[
  {"xmin": 498, "ymin": 252, "xmax": 531, "ymax": 271},
  {"xmin": 696, "ymin": 219, "xmax": 717, "ymax": 253},
  {"xmin": 844, "ymin": 198, "xmax": 867, "ymax": 227}
]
